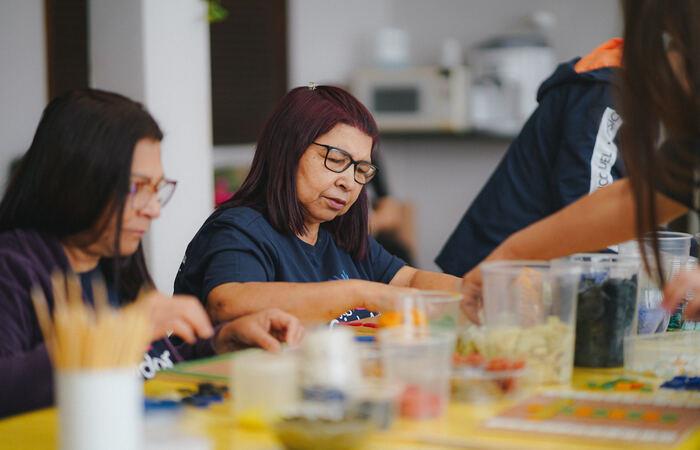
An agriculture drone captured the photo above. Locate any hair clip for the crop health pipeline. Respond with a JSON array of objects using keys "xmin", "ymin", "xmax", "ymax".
[{"xmin": 307, "ymin": 82, "xmax": 317, "ymax": 91}]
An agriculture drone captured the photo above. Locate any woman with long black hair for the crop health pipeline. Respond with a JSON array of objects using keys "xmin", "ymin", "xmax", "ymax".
[{"xmin": 0, "ymin": 89, "xmax": 302, "ymax": 417}]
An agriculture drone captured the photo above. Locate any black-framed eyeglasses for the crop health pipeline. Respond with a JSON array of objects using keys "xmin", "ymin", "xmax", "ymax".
[
  {"xmin": 128, "ymin": 176, "xmax": 178, "ymax": 210},
  {"xmin": 312, "ymin": 142, "xmax": 378, "ymax": 185}
]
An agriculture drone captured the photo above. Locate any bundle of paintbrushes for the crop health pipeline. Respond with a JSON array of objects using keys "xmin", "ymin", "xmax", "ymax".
[{"xmin": 32, "ymin": 272, "xmax": 152, "ymax": 370}]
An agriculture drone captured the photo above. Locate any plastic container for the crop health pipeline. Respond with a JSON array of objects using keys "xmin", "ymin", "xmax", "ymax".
[
  {"xmin": 378, "ymin": 290, "xmax": 463, "ymax": 330},
  {"xmin": 379, "ymin": 327, "xmax": 455, "ymax": 419},
  {"xmin": 299, "ymin": 328, "xmax": 363, "ymax": 420},
  {"xmin": 57, "ymin": 368, "xmax": 143, "ymax": 450},
  {"xmin": 624, "ymin": 331, "xmax": 700, "ymax": 378},
  {"xmin": 452, "ymin": 354, "xmax": 528, "ymax": 403},
  {"xmin": 231, "ymin": 349, "xmax": 299, "ymax": 425},
  {"xmin": 301, "ymin": 328, "xmax": 362, "ymax": 391},
  {"xmin": 618, "ymin": 232, "xmax": 692, "ymax": 334},
  {"xmin": 418, "ymin": 291, "xmax": 464, "ymax": 329},
  {"xmin": 480, "ymin": 261, "xmax": 580, "ymax": 385},
  {"xmin": 668, "ymin": 257, "xmax": 698, "ymax": 331},
  {"xmin": 557, "ymin": 254, "xmax": 640, "ymax": 368}
]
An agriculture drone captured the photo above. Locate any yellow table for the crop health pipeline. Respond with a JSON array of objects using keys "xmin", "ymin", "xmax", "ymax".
[{"xmin": 2, "ymin": 368, "xmax": 699, "ymax": 450}]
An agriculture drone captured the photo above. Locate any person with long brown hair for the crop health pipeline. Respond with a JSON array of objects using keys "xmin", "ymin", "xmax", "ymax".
[{"xmin": 460, "ymin": 0, "xmax": 700, "ymax": 321}]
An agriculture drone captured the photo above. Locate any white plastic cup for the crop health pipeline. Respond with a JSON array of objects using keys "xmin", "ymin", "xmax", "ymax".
[
  {"xmin": 301, "ymin": 328, "xmax": 362, "ymax": 391},
  {"xmin": 231, "ymin": 349, "xmax": 299, "ymax": 422},
  {"xmin": 57, "ymin": 368, "xmax": 143, "ymax": 450},
  {"xmin": 375, "ymin": 28, "xmax": 410, "ymax": 67},
  {"xmin": 440, "ymin": 38, "xmax": 463, "ymax": 68}
]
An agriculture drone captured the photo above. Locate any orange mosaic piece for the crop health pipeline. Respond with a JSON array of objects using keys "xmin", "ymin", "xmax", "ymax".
[
  {"xmin": 378, "ymin": 309, "xmax": 427, "ymax": 328},
  {"xmin": 527, "ymin": 404, "xmax": 544, "ymax": 414},
  {"xmin": 642, "ymin": 411, "xmax": 661, "ymax": 422},
  {"xmin": 574, "ymin": 406, "xmax": 593, "ymax": 417},
  {"xmin": 614, "ymin": 382, "xmax": 632, "ymax": 391},
  {"xmin": 378, "ymin": 311, "xmax": 402, "ymax": 327},
  {"xmin": 608, "ymin": 409, "xmax": 627, "ymax": 420}
]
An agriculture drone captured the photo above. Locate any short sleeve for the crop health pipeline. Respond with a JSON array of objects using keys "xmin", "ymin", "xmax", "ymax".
[
  {"xmin": 366, "ymin": 236, "xmax": 406, "ymax": 283},
  {"xmin": 197, "ymin": 218, "xmax": 277, "ymax": 301},
  {"xmin": 553, "ymin": 101, "xmax": 623, "ymax": 206}
]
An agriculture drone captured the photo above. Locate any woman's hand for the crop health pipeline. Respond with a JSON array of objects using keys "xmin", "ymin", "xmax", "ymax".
[
  {"xmin": 460, "ymin": 268, "xmax": 483, "ymax": 325},
  {"xmin": 213, "ymin": 308, "xmax": 304, "ymax": 353},
  {"xmin": 143, "ymin": 291, "xmax": 214, "ymax": 343},
  {"xmin": 662, "ymin": 268, "xmax": 700, "ymax": 320}
]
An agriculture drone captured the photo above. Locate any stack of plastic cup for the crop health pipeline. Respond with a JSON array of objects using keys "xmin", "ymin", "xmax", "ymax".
[
  {"xmin": 480, "ymin": 261, "xmax": 581, "ymax": 385},
  {"xmin": 618, "ymin": 231, "xmax": 692, "ymax": 334},
  {"xmin": 231, "ymin": 349, "xmax": 299, "ymax": 426}
]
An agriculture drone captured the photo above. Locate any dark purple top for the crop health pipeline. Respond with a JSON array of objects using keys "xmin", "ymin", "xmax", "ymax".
[{"xmin": 0, "ymin": 229, "xmax": 215, "ymax": 418}]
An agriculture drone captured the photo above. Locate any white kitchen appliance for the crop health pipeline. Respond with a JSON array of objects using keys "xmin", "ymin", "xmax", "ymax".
[
  {"xmin": 470, "ymin": 35, "xmax": 556, "ymax": 136},
  {"xmin": 351, "ymin": 65, "xmax": 471, "ymax": 133}
]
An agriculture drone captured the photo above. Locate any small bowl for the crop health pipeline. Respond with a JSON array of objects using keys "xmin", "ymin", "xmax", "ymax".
[{"xmin": 273, "ymin": 415, "xmax": 373, "ymax": 450}]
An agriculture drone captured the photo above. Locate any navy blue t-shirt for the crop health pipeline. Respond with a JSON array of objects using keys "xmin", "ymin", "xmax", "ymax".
[{"xmin": 174, "ymin": 206, "xmax": 406, "ymax": 323}]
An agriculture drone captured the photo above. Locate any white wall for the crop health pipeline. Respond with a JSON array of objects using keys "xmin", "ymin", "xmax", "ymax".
[
  {"xmin": 391, "ymin": 0, "xmax": 621, "ymax": 67},
  {"xmin": 90, "ymin": 0, "xmax": 214, "ymax": 293},
  {"xmin": 289, "ymin": 0, "xmax": 621, "ymax": 87},
  {"xmin": 288, "ymin": 0, "xmax": 391, "ymax": 88},
  {"xmin": 381, "ymin": 139, "xmax": 508, "ymax": 270},
  {"xmin": 0, "ymin": 0, "xmax": 47, "ymax": 189}
]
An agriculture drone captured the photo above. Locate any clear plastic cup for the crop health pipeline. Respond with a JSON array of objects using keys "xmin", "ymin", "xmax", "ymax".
[
  {"xmin": 379, "ymin": 291, "xmax": 463, "ymax": 330},
  {"xmin": 668, "ymin": 256, "xmax": 698, "ymax": 331},
  {"xmin": 619, "ymin": 231, "xmax": 692, "ymax": 256},
  {"xmin": 557, "ymin": 254, "xmax": 640, "ymax": 368},
  {"xmin": 480, "ymin": 261, "xmax": 580, "ymax": 385},
  {"xmin": 417, "ymin": 291, "xmax": 464, "ymax": 330},
  {"xmin": 231, "ymin": 349, "xmax": 300, "ymax": 425},
  {"xmin": 379, "ymin": 327, "xmax": 455, "ymax": 420},
  {"xmin": 618, "ymin": 231, "xmax": 692, "ymax": 334}
]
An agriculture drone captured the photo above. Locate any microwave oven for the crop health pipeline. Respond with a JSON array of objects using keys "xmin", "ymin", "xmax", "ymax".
[{"xmin": 350, "ymin": 66, "xmax": 471, "ymax": 132}]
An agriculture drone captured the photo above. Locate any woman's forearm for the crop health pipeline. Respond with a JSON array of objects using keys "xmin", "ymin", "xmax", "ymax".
[
  {"xmin": 488, "ymin": 179, "xmax": 687, "ymax": 263},
  {"xmin": 206, "ymin": 279, "xmax": 378, "ymax": 323},
  {"xmin": 408, "ymin": 270, "xmax": 461, "ymax": 292},
  {"xmin": 390, "ymin": 265, "xmax": 461, "ymax": 292}
]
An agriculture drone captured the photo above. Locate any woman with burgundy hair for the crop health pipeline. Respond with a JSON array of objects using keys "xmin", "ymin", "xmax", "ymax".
[{"xmin": 175, "ymin": 85, "xmax": 462, "ymax": 323}]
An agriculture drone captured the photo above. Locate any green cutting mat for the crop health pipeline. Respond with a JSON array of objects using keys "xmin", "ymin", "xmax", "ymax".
[{"xmin": 160, "ymin": 353, "xmax": 234, "ymax": 381}]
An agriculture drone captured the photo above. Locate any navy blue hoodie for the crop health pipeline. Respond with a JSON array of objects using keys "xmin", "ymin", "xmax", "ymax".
[{"xmin": 436, "ymin": 54, "xmax": 624, "ymax": 276}]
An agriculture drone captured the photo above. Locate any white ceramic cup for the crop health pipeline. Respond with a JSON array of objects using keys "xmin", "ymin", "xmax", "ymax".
[{"xmin": 57, "ymin": 368, "xmax": 143, "ymax": 450}]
